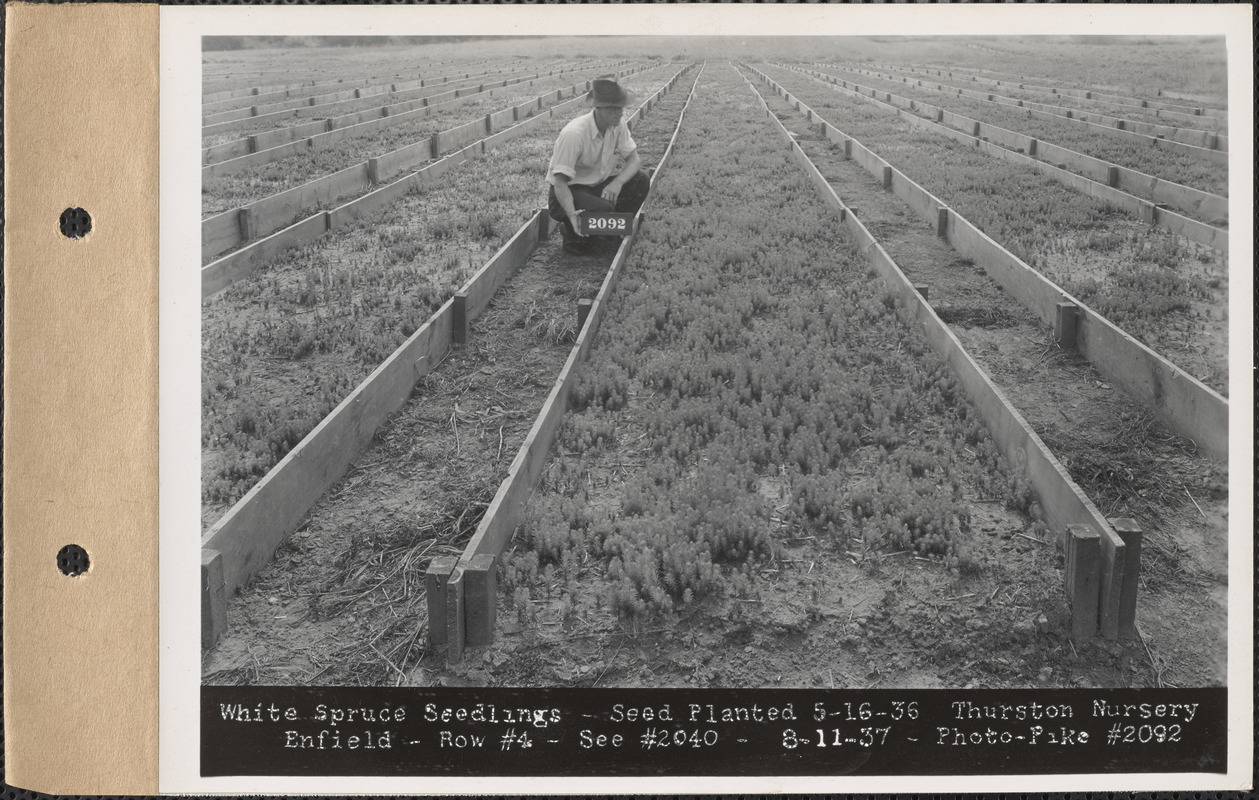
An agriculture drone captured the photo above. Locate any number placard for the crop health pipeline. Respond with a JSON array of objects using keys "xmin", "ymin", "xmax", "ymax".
[{"xmin": 577, "ymin": 211, "xmax": 635, "ymax": 237}]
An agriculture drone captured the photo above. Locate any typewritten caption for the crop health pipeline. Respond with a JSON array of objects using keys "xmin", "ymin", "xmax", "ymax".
[{"xmin": 201, "ymin": 688, "xmax": 1225, "ymax": 776}]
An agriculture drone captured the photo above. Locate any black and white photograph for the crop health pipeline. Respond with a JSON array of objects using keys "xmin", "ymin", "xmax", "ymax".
[{"xmin": 158, "ymin": 4, "xmax": 1252, "ymax": 790}]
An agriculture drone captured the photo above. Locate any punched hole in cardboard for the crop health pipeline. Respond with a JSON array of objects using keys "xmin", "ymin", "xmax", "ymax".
[
  {"xmin": 57, "ymin": 544, "xmax": 90, "ymax": 577},
  {"xmin": 59, "ymin": 207, "xmax": 92, "ymax": 239}
]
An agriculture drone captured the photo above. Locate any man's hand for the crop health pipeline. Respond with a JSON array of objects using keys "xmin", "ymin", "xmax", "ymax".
[
  {"xmin": 600, "ymin": 179, "xmax": 623, "ymax": 206},
  {"xmin": 566, "ymin": 208, "xmax": 586, "ymax": 237}
]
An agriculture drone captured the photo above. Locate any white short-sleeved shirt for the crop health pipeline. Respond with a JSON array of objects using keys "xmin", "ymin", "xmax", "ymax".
[{"xmin": 547, "ymin": 111, "xmax": 637, "ymax": 187}]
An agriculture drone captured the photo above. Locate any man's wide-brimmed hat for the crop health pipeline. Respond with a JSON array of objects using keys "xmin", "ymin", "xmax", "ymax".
[{"xmin": 587, "ymin": 74, "xmax": 635, "ymax": 108}]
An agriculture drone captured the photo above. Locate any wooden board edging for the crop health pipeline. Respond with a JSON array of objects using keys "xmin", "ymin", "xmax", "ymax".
[
  {"xmin": 241, "ymin": 162, "xmax": 370, "ymax": 247},
  {"xmin": 201, "ymin": 212, "xmax": 328, "ymax": 299}
]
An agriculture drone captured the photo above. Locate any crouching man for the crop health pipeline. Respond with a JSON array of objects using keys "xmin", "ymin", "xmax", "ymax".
[{"xmin": 547, "ymin": 74, "xmax": 650, "ymax": 254}]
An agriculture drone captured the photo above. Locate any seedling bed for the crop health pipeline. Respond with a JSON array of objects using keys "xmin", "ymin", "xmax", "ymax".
[
  {"xmin": 776, "ymin": 63, "xmax": 1229, "ymax": 234},
  {"xmin": 201, "ymin": 48, "xmax": 492, "ymax": 95},
  {"xmin": 758, "ymin": 63, "xmax": 1229, "ymax": 397},
  {"xmin": 200, "ymin": 58, "xmax": 571, "ymax": 137},
  {"xmin": 200, "ymin": 54, "xmax": 558, "ymax": 101},
  {"xmin": 200, "ymin": 67, "xmax": 699, "ymax": 670},
  {"xmin": 833, "ymin": 63, "xmax": 1228, "ymax": 136},
  {"xmin": 203, "ymin": 135, "xmax": 562, "ymax": 520},
  {"xmin": 803, "ymin": 64, "xmax": 1228, "ymax": 167},
  {"xmin": 203, "ymin": 58, "xmax": 582, "ymax": 111},
  {"xmin": 202, "ymin": 217, "xmax": 602, "ymax": 685},
  {"xmin": 757, "ymin": 81, "xmax": 1226, "ymax": 686},
  {"xmin": 748, "ymin": 64, "xmax": 1227, "ymax": 460},
  {"xmin": 873, "ymin": 59, "xmax": 1228, "ymax": 112},
  {"xmin": 200, "ymin": 61, "xmax": 608, "ymax": 164},
  {"xmin": 202, "ymin": 66, "xmax": 663, "ymax": 216},
  {"xmin": 837, "ymin": 59, "xmax": 1230, "ymax": 124},
  {"xmin": 440, "ymin": 64, "xmax": 1134, "ymax": 690},
  {"xmin": 808, "ymin": 65, "xmax": 1227, "ymax": 199},
  {"xmin": 861, "ymin": 61, "xmax": 1223, "ymax": 114},
  {"xmin": 200, "ymin": 59, "xmax": 545, "ymax": 135}
]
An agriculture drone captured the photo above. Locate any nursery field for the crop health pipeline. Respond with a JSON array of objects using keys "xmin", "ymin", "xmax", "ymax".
[
  {"xmin": 202, "ymin": 62, "xmax": 645, "ymax": 215},
  {"xmin": 202, "ymin": 63, "xmax": 684, "ymax": 521},
  {"xmin": 848, "ymin": 62, "xmax": 1229, "ymax": 135},
  {"xmin": 201, "ymin": 38, "xmax": 1234, "ymax": 692},
  {"xmin": 202, "ymin": 52, "xmax": 700, "ymax": 681},
  {"xmin": 806, "ymin": 64, "xmax": 1228, "ymax": 199},
  {"xmin": 755, "ymin": 62, "xmax": 1229, "ymax": 397},
  {"xmin": 745, "ymin": 67, "xmax": 1227, "ymax": 690}
]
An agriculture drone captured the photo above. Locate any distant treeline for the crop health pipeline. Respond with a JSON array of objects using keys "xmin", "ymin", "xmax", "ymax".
[{"xmin": 203, "ymin": 35, "xmax": 532, "ymax": 52}]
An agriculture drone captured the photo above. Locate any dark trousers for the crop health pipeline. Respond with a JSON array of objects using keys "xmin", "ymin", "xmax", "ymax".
[{"xmin": 547, "ymin": 170, "xmax": 651, "ymax": 225}]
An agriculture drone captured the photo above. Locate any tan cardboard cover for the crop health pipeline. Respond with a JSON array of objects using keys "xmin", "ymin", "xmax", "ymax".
[{"xmin": 3, "ymin": 2, "xmax": 160, "ymax": 793}]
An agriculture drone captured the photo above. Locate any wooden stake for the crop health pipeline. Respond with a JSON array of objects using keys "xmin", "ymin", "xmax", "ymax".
[
  {"xmin": 452, "ymin": 292, "xmax": 469, "ymax": 345},
  {"xmin": 445, "ymin": 567, "xmax": 465, "ymax": 663},
  {"xmin": 237, "ymin": 207, "xmax": 256, "ymax": 242},
  {"xmin": 1108, "ymin": 517, "xmax": 1143, "ymax": 639},
  {"xmin": 463, "ymin": 554, "xmax": 498, "ymax": 646},
  {"xmin": 201, "ymin": 549, "xmax": 227, "ymax": 650},
  {"xmin": 577, "ymin": 299, "xmax": 593, "ymax": 332},
  {"xmin": 424, "ymin": 556, "xmax": 456, "ymax": 646},
  {"xmin": 1054, "ymin": 302, "xmax": 1079, "ymax": 350},
  {"xmin": 1065, "ymin": 525, "xmax": 1101, "ymax": 644}
]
